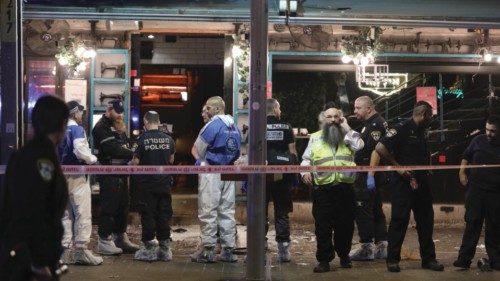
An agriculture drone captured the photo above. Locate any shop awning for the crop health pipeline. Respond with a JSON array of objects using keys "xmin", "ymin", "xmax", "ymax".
[{"xmin": 24, "ymin": 0, "xmax": 500, "ymax": 28}]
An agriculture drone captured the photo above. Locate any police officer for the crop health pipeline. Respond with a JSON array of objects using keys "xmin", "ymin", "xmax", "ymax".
[
  {"xmin": 301, "ymin": 107, "xmax": 364, "ymax": 273},
  {"xmin": 92, "ymin": 99, "xmax": 139, "ymax": 255},
  {"xmin": 0, "ymin": 95, "xmax": 69, "ymax": 281},
  {"xmin": 265, "ymin": 98, "xmax": 298, "ymax": 262},
  {"xmin": 349, "ymin": 96, "xmax": 388, "ymax": 261},
  {"xmin": 191, "ymin": 96, "xmax": 241, "ymax": 263},
  {"xmin": 132, "ymin": 111, "xmax": 176, "ymax": 262},
  {"xmin": 454, "ymin": 115, "xmax": 500, "ymax": 271},
  {"xmin": 375, "ymin": 101, "xmax": 444, "ymax": 272},
  {"xmin": 59, "ymin": 101, "xmax": 103, "ymax": 266}
]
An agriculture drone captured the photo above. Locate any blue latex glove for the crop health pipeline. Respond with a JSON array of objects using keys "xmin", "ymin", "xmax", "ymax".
[
  {"xmin": 366, "ymin": 175, "xmax": 376, "ymax": 191},
  {"xmin": 195, "ymin": 159, "xmax": 202, "ymax": 166},
  {"xmin": 241, "ymin": 181, "xmax": 248, "ymax": 194}
]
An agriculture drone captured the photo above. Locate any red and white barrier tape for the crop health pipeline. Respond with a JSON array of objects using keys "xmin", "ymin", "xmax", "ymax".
[{"xmin": 1, "ymin": 164, "xmax": 499, "ymax": 175}]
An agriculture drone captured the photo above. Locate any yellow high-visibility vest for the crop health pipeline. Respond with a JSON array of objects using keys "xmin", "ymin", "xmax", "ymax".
[{"xmin": 310, "ymin": 134, "xmax": 356, "ymax": 186}]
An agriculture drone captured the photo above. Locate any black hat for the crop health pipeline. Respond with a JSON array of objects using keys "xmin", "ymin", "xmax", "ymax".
[
  {"xmin": 67, "ymin": 100, "xmax": 84, "ymax": 113},
  {"xmin": 108, "ymin": 99, "xmax": 124, "ymax": 114}
]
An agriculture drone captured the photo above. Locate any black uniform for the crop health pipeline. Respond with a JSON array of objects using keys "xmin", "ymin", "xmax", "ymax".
[
  {"xmin": 134, "ymin": 129, "xmax": 175, "ymax": 242},
  {"xmin": 266, "ymin": 115, "xmax": 296, "ymax": 243},
  {"xmin": 354, "ymin": 113, "xmax": 388, "ymax": 243},
  {"xmin": 456, "ymin": 135, "xmax": 500, "ymax": 267},
  {"xmin": 0, "ymin": 137, "xmax": 68, "ymax": 280},
  {"xmin": 379, "ymin": 119, "xmax": 437, "ymax": 264},
  {"xmin": 92, "ymin": 115, "xmax": 134, "ymax": 238}
]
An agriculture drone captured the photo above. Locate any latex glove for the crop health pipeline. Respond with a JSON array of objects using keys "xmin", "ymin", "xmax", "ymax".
[
  {"xmin": 366, "ymin": 175, "xmax": 376, "ymax": 191},
  {"xmin": 241, "ymin": 181, "xmax": 248, "ymax": 194},
  {"xmin": 195, "ymin": 159, "xmax": 202, "ymax": 166}
]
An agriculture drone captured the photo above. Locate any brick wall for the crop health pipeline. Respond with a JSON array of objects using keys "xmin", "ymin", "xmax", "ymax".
[{"xmin": 141, "ymin": 36, "xmax": 224, "ymax": 65}]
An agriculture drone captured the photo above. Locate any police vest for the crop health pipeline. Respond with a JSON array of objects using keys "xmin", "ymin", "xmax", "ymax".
[{"xmin": 310, "ymin": 133, "xmax": 356, "ymax": 186}]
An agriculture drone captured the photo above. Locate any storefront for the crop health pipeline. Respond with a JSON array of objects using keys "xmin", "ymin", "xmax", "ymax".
[{"xmin": 2, "ymin": 1, "xmax": 500, "ymax": 279}]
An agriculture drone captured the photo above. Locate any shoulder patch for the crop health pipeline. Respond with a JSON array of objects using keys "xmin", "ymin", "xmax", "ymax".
[
  {"xmin": 37, "ymin": 158, "xmax": 54, "ymax": 182},
  {"xmin": 371, "ymin": 130, "xmax": 382, "ymax": 141},
  {"xmin": 386, "ymin": 128, "xmax": 398, "ymax": 138}
]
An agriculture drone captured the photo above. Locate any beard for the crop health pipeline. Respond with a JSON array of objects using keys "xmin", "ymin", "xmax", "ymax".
[
  {"xmin": 113, "ymin": 118, "xmax": 126, "ymax": 133},
  {"xmin": 321, "ymin": 122, "xmax": 344, "ymax": 149}
]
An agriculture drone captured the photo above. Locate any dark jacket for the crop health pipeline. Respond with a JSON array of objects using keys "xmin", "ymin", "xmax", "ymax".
[
  {"xmin": 92, "ymin": 115, "xmax": 133, "ymax": 165},
  {"xmin": 0, "ymin": 136, "xmax": 68, "ymax": 279}
]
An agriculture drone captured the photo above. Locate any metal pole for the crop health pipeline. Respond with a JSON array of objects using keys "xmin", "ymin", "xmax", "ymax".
[
  {"xmin": 1, "ymin": 0, "xmax": 23, "ymax": 163},
  {"xmin": 439, "ymin": 74, "xmax": 444, "ymax": 142},
  {"xmin": 247, "ymin": 0, "xmax": 268, "ymax": 280}
]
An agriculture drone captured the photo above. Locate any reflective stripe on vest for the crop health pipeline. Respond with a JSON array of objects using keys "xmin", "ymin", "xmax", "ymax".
[{"xmin": 310, "ymin": 139, "xmax": 356, "ymax": 186}]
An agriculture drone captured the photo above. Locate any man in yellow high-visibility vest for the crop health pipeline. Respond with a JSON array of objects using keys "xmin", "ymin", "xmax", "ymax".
[{"xmin": 301, "ymin": 107, "xmax": 364, "ymax": 273}]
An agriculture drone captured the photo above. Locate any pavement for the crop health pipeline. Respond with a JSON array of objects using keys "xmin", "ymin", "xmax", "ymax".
[{"xmin": 61, "ymin": 223, "xmax": 500, "ymax": 281}]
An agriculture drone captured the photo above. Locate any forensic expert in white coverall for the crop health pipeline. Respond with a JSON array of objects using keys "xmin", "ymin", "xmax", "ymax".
[
  {"xmin": 191, "ymin": 96, "xmax": 241, "ymax": 263},
  {"xmin": 58, "ymin": 101, "xmax": 103, "ymax": 266}
]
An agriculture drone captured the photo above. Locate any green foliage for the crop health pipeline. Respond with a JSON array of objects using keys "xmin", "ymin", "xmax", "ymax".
[
  {"xmin": 273, "ymin": 72, "xmax": 334, "ymax": 132},
  {"xmin": 340, "ymin": 26, "xmax": 384, "ymax": 57},
  {"xmin": 55, "ymin": 38, "xmax": 83, "ymax": 72}
]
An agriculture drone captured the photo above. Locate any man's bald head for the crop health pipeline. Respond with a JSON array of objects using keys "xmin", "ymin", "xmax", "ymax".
[
  {"xmin": 354, "ymin": 95, "xmax": 376, "ymax": 121},
  {"xmin": 205, "ymin": 96, "xmax": 225, "ymax": 116}
]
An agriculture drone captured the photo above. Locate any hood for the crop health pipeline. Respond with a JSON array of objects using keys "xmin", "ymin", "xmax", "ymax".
[{"xmin": 213, "ymin": 114, "xmax": 235, "ymax": 127}]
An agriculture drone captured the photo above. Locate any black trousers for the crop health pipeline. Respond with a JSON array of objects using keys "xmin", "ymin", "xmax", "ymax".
[
  {"xmin": 266, "ymin": 178, "xmax": 293, "ymax": 243},
  {"xmin": 457, "ymin": 187, "xmax": 500, "ymax": 266},
  {"xmin": 137, "ymin": 185, "xmax": 173, "ymax": 242},
  {"xmin": 387, "ymin": 173, "xmax": 436, "ymax": 264},
  {"xmin": 353, "ymin": 172, "xmax": 387, "ymax": 243},
  {"xmin": 312, "ymin": 182, "xmax": 355, "ymax": 263},
  {"xmin": 98, "ymin": 176, "xmax": 129, "ymax": 237}
]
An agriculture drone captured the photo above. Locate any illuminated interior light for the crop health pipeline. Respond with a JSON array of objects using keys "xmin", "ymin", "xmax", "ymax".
[
  {"xmin": 232, "ymin": 45, "xmax": 242, "ymax": 58},
  {"xmin": 341, "ymin": 55, "xmax": 352, "ymax": 64},
  {"xmin": 75, "ymin": 46, "xmax": 86, "ymax": 57},
  {"xmin": 484, "ymin": 53, "xmax": 493, "ymax": 62},
  {"xmin": 224, "ymin": 57, "xmax": 233, "ymax": 67},
  {"xmin": 142, "ymin": 85, "xmax": 187, "ymax": 90},
  {"xmin": 360, "ymin": 56, "xmax": 370, "ymax": 66},
  {"xmin": 76, "ymin": 62, "xmax": 87, "ymax": 72},
  {"xmin": 83, "ymin": 49, "xmax": 96, "ymax": 58},
  {"xmin": 58, "ymin": 57, "xmax": 69, "ymax": 66},
  {"xmin": 181, "ymin": 91, "xmax": 188, "ymax": 101}
]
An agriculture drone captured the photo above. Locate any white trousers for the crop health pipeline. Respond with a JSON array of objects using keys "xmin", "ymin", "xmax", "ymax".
[
  {"xmin": 198, "ymin": 173, "xmax": 236, "ymax": 248},
  {"xmin": 61, "ymin": 175, "xmax": 93, "ymax": 248}
]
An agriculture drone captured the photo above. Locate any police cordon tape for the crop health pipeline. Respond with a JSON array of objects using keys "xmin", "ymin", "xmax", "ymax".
[{"xmin": 1, "ymin": 164, "xmax": 500, "ymax": 175}]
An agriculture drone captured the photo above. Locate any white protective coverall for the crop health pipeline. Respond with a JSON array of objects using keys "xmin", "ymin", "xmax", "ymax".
[
  {"xmin": 193, "ymin": 114, "xmax": 241, "ymax": 248},
  {"xmin": 59, "ymin": 119, "xmax": 97, "ymax": 249}
]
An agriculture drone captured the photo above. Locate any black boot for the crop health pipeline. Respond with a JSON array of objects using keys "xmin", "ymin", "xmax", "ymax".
[
  {"xmin": 387, "ymin": 262, "xmax": 401, "ymax": 272},
  {"xmin": 340, "ymin": 257, "xmax": 352, "ymax": 268},
  {"xmin": 453, "ymin": 259, "xmax": 470, "ymax": 269},
  {"xmin": 313, "ymin": 262, "xmax": 331, "ymax": 273},
  {"xmin": 422, "ymin": 260, "xmax": 444, "ymax": 271}
]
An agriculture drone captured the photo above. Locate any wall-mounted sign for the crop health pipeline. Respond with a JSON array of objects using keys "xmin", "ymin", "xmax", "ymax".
[
  {"xmin": 437, "ymin": 88, "xmax": 464, "ymax": 99},
  {"xmin": 416, "ymin": 86, "xmax": 437, "ymax": 115}
]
